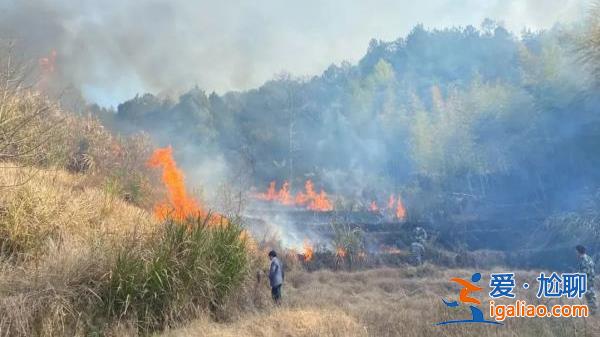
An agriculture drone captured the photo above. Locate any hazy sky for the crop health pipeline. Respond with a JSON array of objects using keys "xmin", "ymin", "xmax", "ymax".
[{"xmin": 0, "ymin": 0, "xmax": 588, "ymax": 106}]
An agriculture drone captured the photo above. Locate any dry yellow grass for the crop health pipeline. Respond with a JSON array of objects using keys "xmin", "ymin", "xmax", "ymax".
[
  {"xmin": 0, "ymin": 165, "xmax": 156, "ymax": 336},
  {"xmin": 0, "ymin": 165, "xmax": 154, "ymax": 257},
  {"xmin": 1, "ymin": 167, "xmax": 599, "ymax": 337},
  {"xmin": 162, "ymin": 266, "xmax": 600, "ymax": 337},
  {"xmin": 0, "ymin": 165, "xmax": 256, "ymax": 336},
  {"xmin": 162, "ymin": 308, "xmax": 367, "ymax": 337}
]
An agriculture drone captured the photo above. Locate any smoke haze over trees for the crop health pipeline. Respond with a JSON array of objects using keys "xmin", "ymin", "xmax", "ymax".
[
  {"xmin": 0, "ymin": 0, "xmax": 588, "ymax": 105},
  {"xmin": 3, "ymin": 0, "xmax": 600, "ymax": 267},
  {"xmin": 92, "ymin": 18, "xmax": 600, "ymax": 266},
  {"xmin": 5, "ymin": 3, "xmax": 600, "ymax": 336}
]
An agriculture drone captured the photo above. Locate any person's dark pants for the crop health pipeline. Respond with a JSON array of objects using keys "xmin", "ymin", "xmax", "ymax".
[{"xmin": 271, "ymin": 284, "xmax": 282, "ymax": 304}]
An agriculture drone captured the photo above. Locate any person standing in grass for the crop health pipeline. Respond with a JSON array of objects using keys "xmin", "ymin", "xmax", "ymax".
[
  {"xmin": 576, "ymin": 245, "xmax": 597, "ymax": 314},
  {"xmin": 268, "ymin": 250, "xmax": 284, "ymax": 305},
  {"xmin": 410, "ymin": 226, "xmax": 427, "ymax": 266}
]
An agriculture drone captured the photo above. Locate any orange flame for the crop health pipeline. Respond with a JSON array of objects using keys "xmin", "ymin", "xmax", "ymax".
[
  {"xmin": 395, "ymin": 197, "xmax": 406, "ymax": 221},
  {"xmin": 39, "ymin": 50, "xmax": 57, "ymax": 74},
  {"xmin": 386, "ymin": 194, "xmax": 406, "ymax": 221},
  {"xmin": 294, "ymin": 179, "xmax": 314, "ymax": 205},
  {"xmin": 257, "ymin": 181, "xmax": 277, "ymax": 201},
  {"xmin": 387, "ymin": 194, "xmax": 395, "ymax": 209},
  {"xmin": 380, "ymin": 244, "xmax": 403, "ymax": 254},
  {"xmin": 255, "ymin": 180, "xmax": 292, "ymax": 205},
  {"xmin": 256, "ymin": 179, "xmax": 333, "ymax": 212},
  {"xmin": 278, "ymin": 181, "xmax": 293, "ymax": 205},
  {"xmin": 335, "ymin": 247, "xmax": 346, "ymax": 258},
  {"xmin": 147, "ymin": 146, "xmax": 225, "ymax": 224},
  {"xmin": 303, "ymin": 240, "xmax": 314, "ymax": 262},
  {"xmin": 308, "ymin": 189, "xmax": 333, "ymax": 211},
  {"xmin": 369, "ymin": 201, "xmax": 379, "ymax": 212}
]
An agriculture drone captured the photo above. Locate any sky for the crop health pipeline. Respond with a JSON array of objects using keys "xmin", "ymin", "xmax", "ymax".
[{"xmin": 0, "ymin": 0, "xmax": 589, "ymax": 107}]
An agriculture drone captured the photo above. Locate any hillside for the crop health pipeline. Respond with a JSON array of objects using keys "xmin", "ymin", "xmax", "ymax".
[
  {"xmin": 2, "ymin": 4, "xmax": 600, "ymax": 337},
  {"xmin": 96, "ymin": 21, "xmax": 600, "ymax": 264}
]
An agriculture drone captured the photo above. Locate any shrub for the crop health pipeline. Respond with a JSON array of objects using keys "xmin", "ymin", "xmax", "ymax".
[
  {"xmin": 331, "ymin": 222, "xmax": 365, "ymax": 270},
  {"xmin": 101, "ymin": 215, "xmax": 249, "ymax": 333}
]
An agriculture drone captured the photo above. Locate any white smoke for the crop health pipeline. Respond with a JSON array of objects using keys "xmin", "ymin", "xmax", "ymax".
[{"xmin": 0, "ymin": 0, "xmax": 587, "ymax": 106}]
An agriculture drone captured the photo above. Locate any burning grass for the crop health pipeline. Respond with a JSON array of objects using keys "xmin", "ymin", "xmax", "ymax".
[
  {"xmin": 1, "ymin": 164, "xmax": 598, "ymax": 337},
  {"xmin": 0, "ymin": 81, "xmax": 254, "ymax": 335},
  {"xmin": 0, "ymin": 164, "xmax": 254, "ymax": 336},
  {"xmin": 255, "ymin": 179, "xmax": 333, "ymax": 211},
  {"xmin": 147, "ymin": 146, "xmax": 226, "ymax": 225},
  {"xmin": 147, "ymin": 146, "xmax": 204, "ymax": 221},
  {"xmin": 0, "ymin": 53, "xmax": 595, "ymax": 336}
]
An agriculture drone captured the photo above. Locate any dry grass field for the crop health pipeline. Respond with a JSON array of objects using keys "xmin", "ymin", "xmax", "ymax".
[
  {"xmin": 163, "ymin": 267, "xmax": 600, "ymax": 337},
  {"xmin": 1, "ymin": 85, "xmax": 598, "ymax": 337},
  {"xmin": 1, "ymin": 165, "xmax": 599, "ymax": 337}
]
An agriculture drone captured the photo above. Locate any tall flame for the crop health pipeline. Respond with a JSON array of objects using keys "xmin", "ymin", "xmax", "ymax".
[
  {"xmin": 262, "ymin": 181, "xmax": 277, "ymax": 201},
  {"xmin": 294, "ymin": 179, "xmax": 314, "ymax": 205},
  {"xmin": 278, "ymin": 181, "xmax": 293, "ymax": 205},
  {"xmin": 147, "ymin": 146, "xmax": 203, "ymax": 221},
  {"xmin": 295, "ymin": 179, "xmax": 333, "ymax": 211},
  {"xmin": 303, "ymin": 240, "xmax": 314, "ymax": 262},
  {"xmin": 395, "ymin": 197, "xmax": 406, "ymax": 221},
  {"xmin": 336, "ymin": 247, "xmax": 347, "ymax": 258},
  {"xmin": 386, "ymin": 194, "xmax": 406, "ymax": 221}
]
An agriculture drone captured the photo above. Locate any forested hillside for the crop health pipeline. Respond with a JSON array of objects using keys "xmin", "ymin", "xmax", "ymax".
[
  {"xmin": 3, "ymin": 3, "xmax": 600, "ymax": 335},
  {"xmin": 98, "ymin": 20, "xmax": 600, "ymax": 243}
]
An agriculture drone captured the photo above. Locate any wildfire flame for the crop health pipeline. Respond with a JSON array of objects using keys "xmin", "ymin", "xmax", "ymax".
[
  {"xmin": 38, "ymin": 50, "xmax": 57, "ymax": 91},
  {"xmin": 256, "ymin": 179, "xmax": 333, "ymax": 212},
  {"xmin": 255, "ymin": 181, "xmax": 406, "ymax": 217},
  {"xmin": 278, "ymin": 181, "xmax": 293, "ymax": 205},
  {"xmin": 369, "ymin": 201, "xmax": 379, "ymax": 212},
  {"xmin": 309, "ymin": 189, "xmax": 333, "ymax": 211},
  {"xmin": 335, "ymin": 247, "xmax": 347, "ymax": 258},
  {"xmin": 380, "ymin": 244, "xmax": 403, "ymax": 255},
  {"xmin": 387, "ymin": 194, "xmax": 406, "ymax": 221},
  {"xmin": 256, "ymin": 180, "xmax": 292, "ymax": 205},
  {"xmin": 294, "ymin": 179, "xmax": 313, "ymax": 205},
  {"xmin": 387, "ymin": 194, "xmax": 395, "ymax": 209},
  {"xmin": 261, "ymin": 181, "xmax": 277, "ymax": 201},
  {"xmin": 39, "ymin": 50, "xmax": 57, "ymax": 74},
  {"xmin": 395, "ymin": 197, "xmax": 406, "ymax": 221},
  {"xmin": 303, "ymin": 240, "xmax": 314, "ymax": 262},
  {"xmin": 147, "ymin": 146, "xmax": 224, "ymax": 224}
]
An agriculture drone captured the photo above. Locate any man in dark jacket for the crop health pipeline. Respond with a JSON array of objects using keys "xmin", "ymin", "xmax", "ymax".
[{"xmin": 268, "ymin": 250, "xmax": 284, "ymax": 305}]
